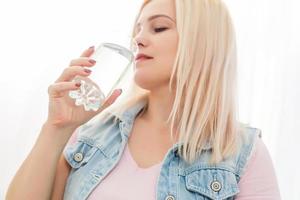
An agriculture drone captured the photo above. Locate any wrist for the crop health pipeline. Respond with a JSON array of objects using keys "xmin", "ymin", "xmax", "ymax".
[
  {"xmin": 42, "ymin": 121, "xmax": 78, "ymax": 133},
  {"xmin": 41, "ymin": 122, "xmax": 78, "ymax": 144}
]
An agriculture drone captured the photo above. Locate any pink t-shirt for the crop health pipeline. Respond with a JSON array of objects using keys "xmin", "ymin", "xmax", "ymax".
[
  {"xmin": 88, "ymin": 143, "xmax": 162, "ymax": 199},
  {"xmin": 66, "ymin": 131, "xmax": 281, "ymax": 199},
  {"xmin": 234, "ymin": 137, "xmax": 281, "ymax": 199}
]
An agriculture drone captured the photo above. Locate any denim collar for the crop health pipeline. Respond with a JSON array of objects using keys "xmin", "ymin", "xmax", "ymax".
[{"xmin": 119, "ymin": 100, "xmax": 147, "ymax": 124}]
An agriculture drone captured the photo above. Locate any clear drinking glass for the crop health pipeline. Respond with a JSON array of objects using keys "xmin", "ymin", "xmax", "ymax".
[{"xmin": 69, "ymin": 43, "xmax": 134, "ymax": 111}]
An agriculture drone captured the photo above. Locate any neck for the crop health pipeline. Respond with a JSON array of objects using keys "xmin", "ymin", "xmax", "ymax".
[{"xmin": 137, "ymin": 86, "xmax": 179, "ymax": 140}]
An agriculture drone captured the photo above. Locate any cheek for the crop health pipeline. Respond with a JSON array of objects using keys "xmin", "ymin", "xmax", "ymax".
[
  {"xmin": 133, "ymin": 33, "xmax": 178, "ymax": 89},
  {"xmin": 157, "ymin": 49, "xmax": 177, "ymax": 79},
  {"xmin": 159, "ymin": 35, "xmax": 178, "ymax": 67}
]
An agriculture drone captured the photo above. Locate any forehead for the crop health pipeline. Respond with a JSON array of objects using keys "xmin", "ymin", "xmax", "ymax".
[{"xmin": 137, "ymin": 0, "xmax": 176, "ymax": 23}]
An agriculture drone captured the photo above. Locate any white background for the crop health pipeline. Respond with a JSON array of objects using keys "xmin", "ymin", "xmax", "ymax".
[{"xmin": 0, "ymin": 0, "xmax": 299, "ymax": 199}]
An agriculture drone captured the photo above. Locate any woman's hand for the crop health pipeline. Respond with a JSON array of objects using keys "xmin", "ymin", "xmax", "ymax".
[{"xmin": 45, "ymin": 46, "xmax": 122, "ymax": 130}]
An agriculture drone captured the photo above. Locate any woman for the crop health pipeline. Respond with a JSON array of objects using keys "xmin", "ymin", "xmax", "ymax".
[{"xmin": 6, "ymin": 0, "xmax": 281, "ymax": 199}]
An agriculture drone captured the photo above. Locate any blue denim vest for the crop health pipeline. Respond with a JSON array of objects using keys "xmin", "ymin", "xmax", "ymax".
[{"xmin": 63, "ymin": 101, "xmax": 261, "ymax": 200}]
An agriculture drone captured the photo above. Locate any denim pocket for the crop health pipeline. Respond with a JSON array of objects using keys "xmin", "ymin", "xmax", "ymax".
[
  {"xmin": 184, "ymin": 167, "xmax": 239, "ymax": 200},
  {"xmin": 63, "ymin": 141, "xmax": 98, "ymax": 169}
]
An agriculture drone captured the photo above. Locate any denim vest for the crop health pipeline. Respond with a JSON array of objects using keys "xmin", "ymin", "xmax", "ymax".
[{"xmin": 63, "ymin": 101, "xmax": 261, "ymax": 200}]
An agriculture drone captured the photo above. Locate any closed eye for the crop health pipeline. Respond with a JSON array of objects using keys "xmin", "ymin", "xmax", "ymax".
[{"xmin": 154, "ymin": 27, "xmax": 168, "ymax": 33}]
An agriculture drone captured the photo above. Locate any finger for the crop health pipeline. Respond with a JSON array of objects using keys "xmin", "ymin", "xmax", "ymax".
[
  {"xmin": 48, "ymin": 82, "xmax": 81, "ymax": 98},
  {"xmin": 80, "ymin": 46, "xmax": 95, "ymax": 58},
  {"xmin": 55, "ymin": 66, "xmax": 92, "ymax": 83},
  {"xmin": 99, "ymin": 89, "xmax": 123, "ymax": 110},
  {"xmin": 69, "ymin": 57, "xmax": 96, "ymax": 67}
]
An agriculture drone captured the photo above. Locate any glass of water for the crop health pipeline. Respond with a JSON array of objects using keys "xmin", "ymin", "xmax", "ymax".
[{"xmin": 69, "ymin": 43, "xmax": 134, "ymax": 111}]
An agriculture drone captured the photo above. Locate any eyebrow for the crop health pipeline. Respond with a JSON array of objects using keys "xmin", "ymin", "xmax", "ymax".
[{"xmin": 136, "ymin": 14, "xmax": 175, "ymax": 28}]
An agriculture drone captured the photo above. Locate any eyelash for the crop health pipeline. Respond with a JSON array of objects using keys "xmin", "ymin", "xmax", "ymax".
[{"xmin": 154, "ymin": 27, "xmax": 168, "ymax": 33}]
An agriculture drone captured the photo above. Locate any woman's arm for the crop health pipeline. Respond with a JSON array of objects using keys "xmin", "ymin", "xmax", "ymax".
[{"xmin": 5, "ymin": 123, "xmax": 75, "ymax": 200}]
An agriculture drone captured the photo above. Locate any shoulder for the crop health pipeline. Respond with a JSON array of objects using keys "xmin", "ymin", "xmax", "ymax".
[
  {"xmin": 235, "ymin": 137, "xmax": 281, "ymax": 199},
  {"xmin": 63, "ymin": 112, "xmax": 121, "ymax": 168},
  {"xmin": 240, "ymin": 136, "xmax": 273, "ymax": 174},
  {"xmin": 233, "ymin": 125, "xmax": 262, "ymax": 177},
  {"xmin": 74, "ymin": 113, "xmax": 120, "ymax": 145}
]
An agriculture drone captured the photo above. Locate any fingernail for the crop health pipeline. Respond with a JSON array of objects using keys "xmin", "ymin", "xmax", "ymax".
[
  {"xmin": 75, "ymin": 83, "xmax": 81, "ymax": 87},
  {"xmin": 84, "ymin": 69, "xmax": 92, "ymax": 73},
  {"xmin": 88, "ymin": 46, "xmax": 94, "ymax": 50},
  {"xmin": 89, "ymin": 59, "xmax": 96, "ymax": 64},
  {"xmin": 118, "ymin": 89, "xmax": 122, "ymax": 94}
]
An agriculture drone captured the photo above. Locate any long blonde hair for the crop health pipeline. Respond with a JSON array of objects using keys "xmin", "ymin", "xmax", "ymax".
[{"xmin": 94, "ymin": 0, "xmax": 247, "ymax": 165}]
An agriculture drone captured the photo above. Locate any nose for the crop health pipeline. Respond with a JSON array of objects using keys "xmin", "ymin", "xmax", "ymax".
[
  {"xmin": 133, "ymin": 37, "xmax": 147, "ymax": 52},
  {"xmin": 132, "ymin": 29, "xmax": 150, "ymax": 51}
]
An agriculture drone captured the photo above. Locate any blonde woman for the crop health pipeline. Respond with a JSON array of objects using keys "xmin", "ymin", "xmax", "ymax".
[{"xmin": 6, "ymin": 0, "xmax": 281, "ymax": 199}]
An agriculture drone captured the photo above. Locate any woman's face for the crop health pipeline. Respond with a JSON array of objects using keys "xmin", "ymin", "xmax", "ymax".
[{"xmin": 133, "ymin": 0, "xmax": 178, "ymax": 91}]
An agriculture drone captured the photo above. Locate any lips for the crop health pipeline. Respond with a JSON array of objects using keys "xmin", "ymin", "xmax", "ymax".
[{"xmin": 135, "ymin": 53, "xmax": 153, "ymax": 61}]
